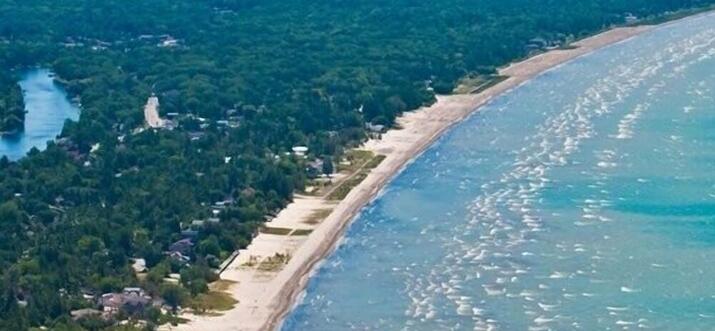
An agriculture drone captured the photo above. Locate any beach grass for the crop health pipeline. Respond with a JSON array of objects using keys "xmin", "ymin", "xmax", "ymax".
[
  {"xmin": 257, "ymin": 253, "xmax": 291, "ymax": 272},
  {"xmin": 188, "ymin": 288, "xmax": 238, "ymax": 313},
  {"xmin": 454, "ymin": 75, "xmax": 508, "ymax": 94},
  {"xmin": 328, "ymin": 154, "xmax": 385, "ymax": 201},
  {"xmin": 304, "ymin": 208, "xmax": 333, "ymax": 225},
  {"xmin": 260, "ymin": 226, "xmax": 293, "ymax": 235},
  {"xmin": 338, "ymin": 150, "xmax": 375, "ymax": 172},
  {"xmin": 327, "ymin": 172, "xmax": 368, "ymax": 200},
  {"xmin": 157, "ymin": 314, "xmax": 190, "ymax": 326},
  {"xmin": 365, "ymin": 154, "xmax": 386, "ymax": 169},
  {"xmin": 291, "ymin": 229, "xmax": 314, "ymax": 236}
]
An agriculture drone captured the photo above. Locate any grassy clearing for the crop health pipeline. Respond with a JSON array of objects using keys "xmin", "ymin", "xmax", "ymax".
[
  {"xmin": 212, "ymin": 279, "xmax": 236, "ymax": 292},
  {"xmin": 188, "ymin": 291, "xmax": 238, "ymax": 314},
  {"xmin": 327, "ymin": 172, "xmax": 368, "ymax": 200},
  {"xmin": 453, "ymin": 75, "xmax": 489, "ymax": 94},
  {"xmin": 304, "ymin": 208, "xmax": 333, "ymax": 225},
  {"xmin": 328, "ymin": 154, "xmax": 385, "ymax": 201},
  {"xmin": 186, "ymin": 280, "xmax": 238, "ymax": 314},
  {"xmin": 454, "ymin": 75, "xmax": 508, "ymax": 94},
  {"xmin": 157, "ymin": 314, "xmax": 190, "ymax": 326},
  {"xmin": 469, "ymin": 75, "xmax": 508, "ymax": 94},
  {"xmin": 337, "ymin": 150, "xmax": 375, "ymax": 172},
  {"xmin": 291, "ymin": 229, "xmax": 313, "ymax": 236},
  {"xmin": 365, "ymin": 154, "xmax": 386, "ymax": 169}
]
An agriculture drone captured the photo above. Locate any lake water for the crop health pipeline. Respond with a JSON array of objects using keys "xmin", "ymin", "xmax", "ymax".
[
  {"xmin": 0, "ymin": 69, "xmax": 80, "ymax": 161},
  {"xmin": 284, "ymin": 13, "xmax": 715, "ymax": 331}
]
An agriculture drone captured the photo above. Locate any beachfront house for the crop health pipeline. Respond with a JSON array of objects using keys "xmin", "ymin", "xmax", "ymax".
[
  {"xmin": 366, "ymin": 122, "xmax": 385, "ymax": 133},
  {"xmin": 365, "ymin": 122, "xmax": 386, "ymax": 139}
]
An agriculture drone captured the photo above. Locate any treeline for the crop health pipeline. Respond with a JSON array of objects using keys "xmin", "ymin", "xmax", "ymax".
[
  {"xmin": 0, "ymin": 69, "xmax": 24, "ymax": 134},
  {"xmin": 0, "ymin": 0, "xmax": 713, "ymax": 329}
]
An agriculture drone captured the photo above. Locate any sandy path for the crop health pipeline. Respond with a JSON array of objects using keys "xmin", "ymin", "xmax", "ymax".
[
  {"xmin": 144, "ymin": 96, "xmax": 164, "ymax": 128},
  {"xmin": 163, "ymin": 20, "xmax": 688, "ymax": 331}
]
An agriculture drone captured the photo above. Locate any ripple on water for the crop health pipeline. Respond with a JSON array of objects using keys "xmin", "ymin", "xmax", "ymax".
[{"xmin": 283, "ymin": 14, "xmax": 715, "ymax": 331}]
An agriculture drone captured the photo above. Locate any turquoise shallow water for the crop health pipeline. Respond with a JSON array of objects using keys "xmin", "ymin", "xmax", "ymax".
[
  {"xmin": 0, "ymin": 69, "xmax": 80, "ymax": 160},
  {"xmin": 285, "ymin": 13, "xmax": 715, "ymax": 331}
]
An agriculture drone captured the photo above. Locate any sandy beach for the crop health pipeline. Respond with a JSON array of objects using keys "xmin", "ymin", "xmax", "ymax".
[{"xmin": 163, "ymin": 23, "xmax": 661, "ymax": 331}]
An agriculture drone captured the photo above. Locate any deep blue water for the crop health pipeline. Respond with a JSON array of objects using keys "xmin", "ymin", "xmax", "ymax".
[
  {"xmin": 0, "ymin": 69, "xmax": 80, "ymax": 160},
  {"xmin": 285, "ymin": 13, "xmax": 715, "ymax": 331}
]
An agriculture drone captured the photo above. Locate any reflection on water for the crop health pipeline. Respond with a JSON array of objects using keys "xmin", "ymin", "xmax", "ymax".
[{"xmin": 0, "ymin": 68, "xmax": 80, "ymax": 161}]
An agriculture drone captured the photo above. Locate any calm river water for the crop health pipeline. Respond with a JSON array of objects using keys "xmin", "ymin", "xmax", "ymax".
[{"xmin": 0, "ymin": 69, "xmax": 79, "ymax": 160}]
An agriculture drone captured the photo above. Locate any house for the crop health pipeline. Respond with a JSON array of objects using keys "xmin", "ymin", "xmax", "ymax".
[
  {"xmin": 207, "ymin": 217, "xmax": 220, "ymax": 223},
  {"xmin": 213, "ymin": 198, "xmax": 235, "ymax": 207},
  {"xmin": 188, "ymin": 132, "xmax": 205, "ymax": 141},
  {"xmin": 366, "ymin": 122, "xmax": 385, "ymax": 133},
  {"xmin": 123, "ymin": 287, "xmax": 145, "ymax": 296},
  {"xmin": 121, "ymin": 288, "xmax": 151, "ymax": 315},
  {"xmin": 100, "ymin": 288, "xmax": 152, "ymax": 316},
  {"xmin": 100, "ymin": 293, "xmax": 124, "ymax": 312},
  {"xmin": 625, "ymin": 13, "xmax": 638, "ymax": 24},
  {"xmin": 292, "ymin": 146, "xmax": 309, "ymax": 157},
  {"xmin": 81, "ymin": 288, "xmax": 96, "ymax": 301},
  {"xmin": 131, "ymin": 258, "xmax": 147, "ymax": 273},
  {"xmin": 169, "ymin": 238, "xmax": 194, "ymax": 254},
  {"xmin": 168, "ymin": 251, "xmax": 191, "ymax": 265},
  {"xmin": 191, "ymin": 220, "xmax": 205, "ymax": 228}
]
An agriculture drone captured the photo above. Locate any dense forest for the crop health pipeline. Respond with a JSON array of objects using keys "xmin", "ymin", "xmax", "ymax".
[
  {"xmin": 0, "ymin": 0, "xmax": 714, "ymax": 329},
  {"xmin": 0, "ymin": 69, "xmax": 24, "ymax": 134}
]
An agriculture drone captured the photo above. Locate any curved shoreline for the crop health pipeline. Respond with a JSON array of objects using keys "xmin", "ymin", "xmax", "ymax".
[
  {"xmin": 261, "ymin": 25, "xmax": 655, "ymax": 331},
  {"xmin": 165, "ymin": 10, "xmax": 715, "ymax": 331}
]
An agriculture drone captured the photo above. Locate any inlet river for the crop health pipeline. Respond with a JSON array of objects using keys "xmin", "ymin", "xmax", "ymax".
[
  {"xmin": 0, "ymin": 69, "xmax": 80, "ymax": 160},
  {"xmin": 285, "ymin": 13, "xmax": 715, "ymax": 331}
]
